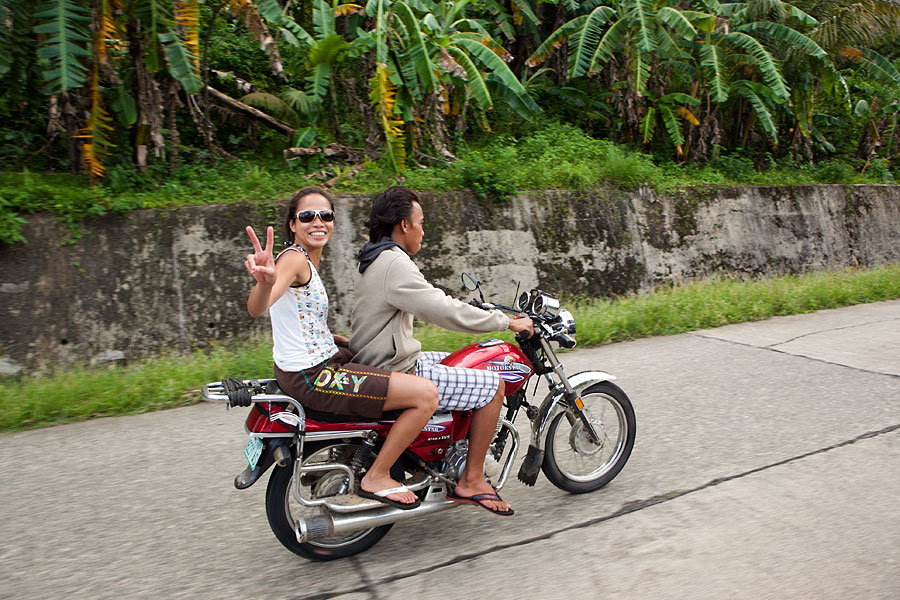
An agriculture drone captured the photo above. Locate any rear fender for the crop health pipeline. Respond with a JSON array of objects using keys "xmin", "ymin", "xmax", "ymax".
[
  {"xmin": 529, "ymin": 371, "xmax": 617, "ymax": 452},
  {"xmin": 234, "ymin": 437, "xmax": 293, "ymax": 490}
]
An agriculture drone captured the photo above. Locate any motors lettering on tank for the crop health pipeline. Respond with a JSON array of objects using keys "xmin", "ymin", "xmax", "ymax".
[{"xmin": 486, "ymin": 356, "xmax": 531, "ymax": 383}]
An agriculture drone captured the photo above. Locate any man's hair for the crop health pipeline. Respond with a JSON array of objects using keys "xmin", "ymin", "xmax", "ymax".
[
  {"xmin": 365, "ymin": 186, "xmax": 420, "ymax": 242},
  {"xmin": 283, "ymin": 186, "xmax": 333, "ymax": 244}
]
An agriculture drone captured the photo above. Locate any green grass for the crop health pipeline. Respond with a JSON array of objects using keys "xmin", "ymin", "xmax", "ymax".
[
  {"xmin": 0, "ymin": 337, "xmax": 273, "ymax": 432},
  {"xmin": 2, "ymin": 264, "xmax": 898, "ymax": 433},
  {"xmin": 4, "ymin": 121, "xmax": 897, "ymax": 245}
]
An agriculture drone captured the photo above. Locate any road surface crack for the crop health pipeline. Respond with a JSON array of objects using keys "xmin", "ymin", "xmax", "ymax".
[{"xmin": 290, "ymin": 423, "xmax": 900, "ymax": 599}]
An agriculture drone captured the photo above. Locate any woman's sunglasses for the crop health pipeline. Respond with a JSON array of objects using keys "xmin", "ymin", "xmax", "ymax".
[{"xmin": 295, "ymin": 209, "xmax": 335, "ymax": 223}]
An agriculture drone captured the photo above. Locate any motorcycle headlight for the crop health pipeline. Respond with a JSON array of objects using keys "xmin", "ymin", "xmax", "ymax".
[{"xmin": 558, "ymin": 308, "xmax": 576, "ymax": 335}]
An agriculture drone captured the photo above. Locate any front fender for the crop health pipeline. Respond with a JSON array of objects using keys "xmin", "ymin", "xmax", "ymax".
[{"xmin": 529, "ymin": 370, "xmax": 617, "ymax": 452}]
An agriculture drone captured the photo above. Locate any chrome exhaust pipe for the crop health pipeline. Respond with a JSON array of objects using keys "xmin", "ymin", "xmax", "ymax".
[{"xmin": 296, "ymin": 499, "xmax": 458, "ymax": 543}]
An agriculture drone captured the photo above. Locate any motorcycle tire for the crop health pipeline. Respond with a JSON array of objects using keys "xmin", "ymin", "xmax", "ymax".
[
  {"xmin": 542, "ymin": 381, "xmax": 636, "ymax": 494},
  {"xmin": 265, "ymin": 441, "xmax": 394, "ymax": 561}
]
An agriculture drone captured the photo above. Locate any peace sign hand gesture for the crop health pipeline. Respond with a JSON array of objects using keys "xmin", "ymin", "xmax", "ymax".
[{"xmin": 244, "ymin": 225, "xmax": 276, "ymax": 286}]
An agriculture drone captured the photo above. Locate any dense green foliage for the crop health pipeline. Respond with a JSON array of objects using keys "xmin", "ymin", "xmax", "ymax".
[
  {"xmin": 2, "ymin": 0, "xmax": 900, "ymax": 242},
  {"xmin": 2, "ymin": 264, "xmax": 898, "ymax": 432}
]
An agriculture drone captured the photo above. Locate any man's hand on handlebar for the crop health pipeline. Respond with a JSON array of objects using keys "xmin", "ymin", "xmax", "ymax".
[{"xmin": 509, "ymin": 316, "xmax": 534, "ymax": 339}]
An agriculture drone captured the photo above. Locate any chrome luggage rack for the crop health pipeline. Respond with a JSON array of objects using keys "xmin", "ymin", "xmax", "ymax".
[{"xmin": 201, "ymin": 378, "xmax": 398, "ymax": 512}]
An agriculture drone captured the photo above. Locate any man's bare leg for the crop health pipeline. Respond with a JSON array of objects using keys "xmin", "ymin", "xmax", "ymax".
[{"xmin": 453, "ymin": 379, "xmax": 511, "ymax": 512}]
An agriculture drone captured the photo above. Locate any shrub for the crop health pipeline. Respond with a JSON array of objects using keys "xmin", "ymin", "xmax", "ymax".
[{"xmin": 456, "ymin": 146, "xmax": 519, "ymax": 201}]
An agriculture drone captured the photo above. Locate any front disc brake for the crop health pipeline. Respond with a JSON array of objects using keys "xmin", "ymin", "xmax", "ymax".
[{"xmin": 568, "ymin": 419, "xmax": 605, "ymax": 455}]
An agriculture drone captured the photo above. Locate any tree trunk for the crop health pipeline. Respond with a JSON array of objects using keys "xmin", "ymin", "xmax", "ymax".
[{"xmin": 203, "ymin": 86, "xmax": 295, "ymax": 137}]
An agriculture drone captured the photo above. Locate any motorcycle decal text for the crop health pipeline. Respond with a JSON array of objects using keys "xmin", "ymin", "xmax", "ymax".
[
  {"xmin": 486, "ymin": 357, "xmax": 530, "ymax": 374},
  {"xmin": 422, "ymin": 424, "xmax": 448, "ymax": 433},
  {"xmin": 314, "ymin": 368, "xmax": 368, "ymax": 393}
]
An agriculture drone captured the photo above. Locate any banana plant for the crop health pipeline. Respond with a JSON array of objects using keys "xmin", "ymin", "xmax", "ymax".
[
  {"xmin": 364, "ymin": 0, "xmax": 540, "ymax": 171},
  {"xmin": 640, "ymin": 92, "xmax": 700, "ymax": 155}
]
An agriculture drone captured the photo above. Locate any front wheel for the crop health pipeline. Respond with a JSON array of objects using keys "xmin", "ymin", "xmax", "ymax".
[
  {"xmin": 542, "ymin": 381, "xmax": 636, "ymax": 493},
  {"xmin": 265, "ymin": 442, "xmax": 393, "ymax": 561}
]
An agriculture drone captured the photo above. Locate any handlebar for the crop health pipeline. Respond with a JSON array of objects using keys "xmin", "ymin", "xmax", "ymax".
[{"xmin": 551, "ymin": 333, "xmax": 576, "ymax": 349}]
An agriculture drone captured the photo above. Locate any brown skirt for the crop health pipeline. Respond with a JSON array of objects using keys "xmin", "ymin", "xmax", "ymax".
[{"xmin": 274, "ymin": 346, "xmax": 392, "ymax": 419}]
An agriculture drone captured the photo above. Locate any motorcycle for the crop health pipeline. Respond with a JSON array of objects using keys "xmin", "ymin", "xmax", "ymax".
[{"xmin": 202, "ymin": 273, "xmax": 636, "ymax": 561}]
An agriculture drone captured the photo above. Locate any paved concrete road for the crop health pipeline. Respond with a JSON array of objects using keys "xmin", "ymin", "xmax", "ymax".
[{"xmin": 1, "ymin": 301, "xmax": 898, "ymax": 600}]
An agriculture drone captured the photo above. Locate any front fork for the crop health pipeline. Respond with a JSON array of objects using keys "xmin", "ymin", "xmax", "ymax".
[
  {"xmin": 516, "ymin": 343, "xmax": 617, "ymax": 486},
  {"xmin": 538, "ymin": 338, "xmax": 602, "ymax": 443}
]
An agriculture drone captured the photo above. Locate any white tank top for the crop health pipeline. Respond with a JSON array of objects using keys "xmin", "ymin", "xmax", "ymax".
[{"xmin": 269, "ymin": 246, "xmax": 339, "ymax": 371}]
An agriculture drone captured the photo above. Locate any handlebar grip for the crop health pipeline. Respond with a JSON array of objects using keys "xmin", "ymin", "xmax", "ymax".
[
  {"xmin": 552, "ymin": 333, "xmax": 576, "ymax": 349},
  {"xmin": 515, "ymin": 330, "xmax": 533, "ymax": 343}
]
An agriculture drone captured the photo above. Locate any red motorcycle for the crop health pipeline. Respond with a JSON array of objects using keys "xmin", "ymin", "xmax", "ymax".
[{"xmin": 202, "ymin": 274, "xmax": 636, "ymax": 560}]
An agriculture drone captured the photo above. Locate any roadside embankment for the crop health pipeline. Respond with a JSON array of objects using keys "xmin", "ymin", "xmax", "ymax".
[{"xmin": 1, "ymin": 184, "xmax": 898, "ymax": 373}]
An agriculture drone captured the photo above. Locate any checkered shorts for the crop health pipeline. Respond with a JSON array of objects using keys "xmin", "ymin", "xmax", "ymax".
[{"xmin": 415, "ymin": 351, "xmax": 500, "ymax": 411}]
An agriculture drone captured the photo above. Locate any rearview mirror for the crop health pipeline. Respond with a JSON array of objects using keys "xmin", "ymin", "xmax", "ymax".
[{"xmin": 461, "ymin": 272, "xmax": 479, "ymax": 291}]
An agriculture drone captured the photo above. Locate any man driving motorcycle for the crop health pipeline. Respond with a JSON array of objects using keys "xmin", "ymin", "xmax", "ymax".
[{"xmin": 350, "ymin": 186, "xmax": 533, "ymax": 516}]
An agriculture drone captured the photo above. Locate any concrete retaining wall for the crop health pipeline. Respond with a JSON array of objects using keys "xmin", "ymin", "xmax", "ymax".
[{"xmin": 1, "ymin": 184, "xmax": 898, "ymax": 373}]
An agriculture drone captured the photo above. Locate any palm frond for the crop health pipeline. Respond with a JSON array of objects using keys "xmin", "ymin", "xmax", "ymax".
[
  {"xmin": 307, "ymin": 32, "xmax": 350, "ymax": 65},
  {"xmin": 451, "ymin": 36, "xmax": 538, "ymax": 118},
  {"xmin": 679, "ymin": 10, "xmax": 717, "ymax": 33},
  {"xmin": 158, "ymin": 29, "xmax": 202, "ymax": 94},
  {"xmin": 724, "ymin": 31, "xmax": 788, "ymax": 100},
  {"xmin": 731, "ymin": 79, "xmax": 777, "ymax": 140},
  {"xmin": 654, "ymin": 26, "xmax": 691, "ymax": 61},
  {"xmin": 446, "ymin": 43, "xmax": 492, "ymax": 109},
  {"xmin": 661, "ymin": 92, "xmax": 701, "ymax": 106},
  {"xmin": 369, "ymin": 62, "xmax": 406, "ymax": 172},
  {"xmin": 567, "ymin": 7, "xmax": 615, "ymax": 76},
  {"xmin": 509, "ymin": 0, "xmax": 539, "ymax": 27},
  {"xmin": 393, "ymin": 0, "xmax": 439, "ymax": 93},
  {"xmin": 656, "ymin": 7, "xmax": 698, "ymax": 41},
  {"xmin": 737, "ymin": 21, "xmax": 826, "ymax": 60},
  {"xmin": 281, "ymin": 87, "xmax": 317, "ymax": 116},
  {"xmin": 787, "ymin": 4, "xmax": 817, "ymax": 28},
  {"xmin": 808, "ymin": 1, "xmax": 900, "ymax": 54},
  {"xmin": 641, "ymin": 106, "xmax": 655, "ymax": 143},
  {"xmin": 632, "ymin": 50, "xmax": 650, "ymax": 95},
  {"xmin": 699, "ymin": 43, "xmax": 729, "ymax": 103},
  {"xmin": 586, "ymin": 16, "xmax": 627, "ymax": 75},
  {"xmin": 526, "ymin": 14, "xmax": 588, "ymax": 67},
  {"xmin": 660, "ymin": 59, "xmax": 698, "ymax": 78},
  {"xmin": 131, "ymin": 0, "xmax": 171, "ymax": 72},
  {"xmin": 659, "ymin": 104, "xmax": 685, "ymax": 149},
  {"xmin": 256, "ymin": 0, "xmax": 314, "ymax": 47},
  {"xmin": 33, "ymin": 0, "xmax": 91, "ymax": 93},
  {"xmin": 74, "ymin": 67, "xmax": 114, "ymax": 182},
  {"xmin": 174, "ymin": 1, "xmax": 200, "ymax": 68},
  {"xmin": 861, "ymin": 47, "xmax": 900, "ymax": 87},
  {"xmin": 311, "ymin": 0, "xmax": 335, "ymax": 37},
  {"xmin": 629, "ymin": 0, "xmax": 657, "ymax": 54}
]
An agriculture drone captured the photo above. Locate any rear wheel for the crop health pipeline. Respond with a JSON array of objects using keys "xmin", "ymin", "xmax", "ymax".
[
  {"xmin": 542, "ymin": 381, "xmax": 636, "ymax": 493},
  {"xmin": 265, "ymin": 442, "xmax": 393, "ymax": 561}
]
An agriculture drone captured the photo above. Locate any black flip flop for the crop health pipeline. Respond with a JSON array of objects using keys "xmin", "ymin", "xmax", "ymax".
[{"xmin": 447, "ymin": 490, "xmax": 514, "ymax": 516}]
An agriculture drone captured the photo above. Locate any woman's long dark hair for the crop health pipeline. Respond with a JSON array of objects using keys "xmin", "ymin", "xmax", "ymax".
[
  {"xmin": 365, "ymin": 186, "xmax": 419, "ymax": 242},
  {"xmin": 283, "ymin": 187, "xmax": 334, "ymax": 244}
]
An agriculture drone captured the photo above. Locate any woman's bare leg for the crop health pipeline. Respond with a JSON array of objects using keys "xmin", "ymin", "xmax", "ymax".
[{"xmin": 359, "ymin": 372, "xmax": 438, "ymax": 504}]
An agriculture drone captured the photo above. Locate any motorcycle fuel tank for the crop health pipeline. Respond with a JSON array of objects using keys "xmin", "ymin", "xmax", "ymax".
[{"xmin": 440, "ymin": 339, "xmax": 533, "ymax": 395}]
